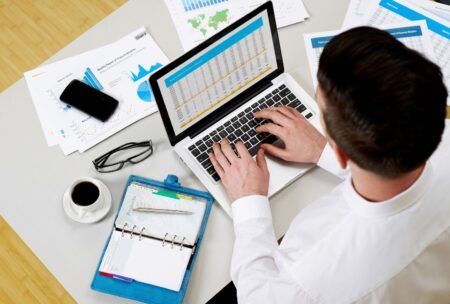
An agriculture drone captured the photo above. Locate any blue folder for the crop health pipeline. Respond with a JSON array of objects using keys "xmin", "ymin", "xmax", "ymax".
[{"xmin": 91, "ymin": 174, "xmax": 214, "ymax": 304}]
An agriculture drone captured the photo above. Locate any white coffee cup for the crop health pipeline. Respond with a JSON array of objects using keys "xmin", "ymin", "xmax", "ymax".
[{"xmin": 68, "ymin": 177, "xmax": 105, "ymax": 218}]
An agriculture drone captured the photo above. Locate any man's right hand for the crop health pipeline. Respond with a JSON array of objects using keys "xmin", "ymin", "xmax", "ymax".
[{"xmin": 255, "ymin": 106, "xmax": 327, "ymax": 164}]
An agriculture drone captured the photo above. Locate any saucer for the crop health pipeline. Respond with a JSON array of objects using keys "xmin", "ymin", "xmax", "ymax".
[{"xmin": 63, "ymin": 180, "xmax": 112, "ymax": 224}]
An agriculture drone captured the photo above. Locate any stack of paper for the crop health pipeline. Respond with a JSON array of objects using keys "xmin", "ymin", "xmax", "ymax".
[
  {"xmin": 25, "ymin": 28, "xmax": 169, "ymax": 155},
  {"xmin": 303, "ymin": 0, "xmax": 450, "ymax": 105},
  {"xmin": 165, "ymin": 0, "xmax": 309, "ymax": 51}
]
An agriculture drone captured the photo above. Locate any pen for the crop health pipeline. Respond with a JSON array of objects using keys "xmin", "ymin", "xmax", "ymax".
[
  {"xmin": 99, "ymin": 271, "xmax": 134, "ymax": 283},
  {"xmin": 132, "ymin": 207, "xmax": 193, "ymax": 215}
]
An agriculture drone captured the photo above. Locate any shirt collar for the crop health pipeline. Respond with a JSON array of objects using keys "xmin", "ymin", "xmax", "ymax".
[{"xmin": 342, "ymin": 164, "xmax": 432, "ymax": 218}]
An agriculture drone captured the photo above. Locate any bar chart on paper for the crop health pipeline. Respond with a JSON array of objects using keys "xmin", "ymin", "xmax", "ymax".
[
  {"xmin": 160, "ymin": 16, "xmax": 278, "ymax": 135},
  {"xmin": 183, "ymin": 0, "xmax": 229, "ymax": 12},
  {"xmin": 83, "ymin": 68, "xmax": 104, "ymax": 91}
]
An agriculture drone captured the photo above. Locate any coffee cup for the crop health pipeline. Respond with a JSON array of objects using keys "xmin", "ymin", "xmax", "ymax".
[{"xmin": 68, "ymin": 177, "xmax": 105, "ymax": 217}]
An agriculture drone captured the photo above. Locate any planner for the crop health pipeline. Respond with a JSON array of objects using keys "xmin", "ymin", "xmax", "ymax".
[
  {"xmin": 91, "ymin": 175, "xmax": 214, "ymax": 304},
  {"xmin": 99, "ymin": 230, "xmax": 192, "ymax": 291},
  {"xmin": 115, "ymin": 182, "xmax": 206, "ymax": 247}
]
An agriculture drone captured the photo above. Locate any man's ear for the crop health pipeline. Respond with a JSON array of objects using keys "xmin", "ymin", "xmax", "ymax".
[{"xmin": 329, "ymin": 141, "xmax": 348, "ymax": 169}]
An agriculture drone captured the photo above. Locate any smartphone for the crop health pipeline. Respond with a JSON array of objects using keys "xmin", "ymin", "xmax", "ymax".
[{"xmin": 60, "ymin": 80, "xmax": 118, "ymax": 122}]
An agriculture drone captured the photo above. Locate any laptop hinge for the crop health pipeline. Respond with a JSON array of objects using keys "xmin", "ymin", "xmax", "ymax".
[{"xmin": 190, "ymin": 80, "xmax": 273, "ymax": 139}]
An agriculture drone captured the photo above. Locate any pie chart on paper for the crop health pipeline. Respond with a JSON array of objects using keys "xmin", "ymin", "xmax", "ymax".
[{"xmin": 137, "ymin": 80, "xmax": 152, "ymax": 102}]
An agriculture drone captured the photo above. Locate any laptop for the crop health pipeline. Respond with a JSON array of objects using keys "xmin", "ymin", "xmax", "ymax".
[{"xmin": 150, "ymin": 1, "xmax": 322, "ymax": 216}]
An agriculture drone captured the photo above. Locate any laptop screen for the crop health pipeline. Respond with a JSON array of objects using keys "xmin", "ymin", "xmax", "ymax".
[{"xmin": 156, "ymin": 9, "xmax": 279, "ymax": 136}]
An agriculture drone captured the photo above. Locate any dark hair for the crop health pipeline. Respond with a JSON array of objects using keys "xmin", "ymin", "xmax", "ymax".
[{"xmin": 318, "ymin": 26, "xmax": 447, "ymax": 178}]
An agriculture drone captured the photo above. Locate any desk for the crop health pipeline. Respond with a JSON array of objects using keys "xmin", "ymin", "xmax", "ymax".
[{"xmin": 0, "ymin": 0, "xmax": 346, "ymax": 302}]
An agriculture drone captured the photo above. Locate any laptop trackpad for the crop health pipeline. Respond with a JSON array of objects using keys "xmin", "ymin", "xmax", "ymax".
[{"xmin": 265, "ymin": 154, "xmax": 313, "ymax": 195}]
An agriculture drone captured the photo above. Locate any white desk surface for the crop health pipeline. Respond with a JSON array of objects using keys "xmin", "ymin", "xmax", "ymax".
[{"xmin": 0, "ymin": 0, "xmax": 348, "ymax": 303}]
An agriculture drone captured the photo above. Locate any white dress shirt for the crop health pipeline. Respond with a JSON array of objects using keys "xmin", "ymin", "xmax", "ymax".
[{"xmin": 230, "ymin": 121, "xmax": 450, "ymax": 304}]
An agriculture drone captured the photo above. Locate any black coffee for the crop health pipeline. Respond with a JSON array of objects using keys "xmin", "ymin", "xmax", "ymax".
[{"xmin": 71, "ymin": 182, "xmax": 100, "ymax": 206}]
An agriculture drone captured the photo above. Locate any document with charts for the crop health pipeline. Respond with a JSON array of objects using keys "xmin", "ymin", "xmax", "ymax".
[
  {"xmin": 165, "ymin": 0, "xmax": 309, "ymax": 51},
  {"xmin": 343, "ymin": 0, "xmax": 450, "ymax": 28},
  {"xmin": 407, "ymin": 0, "xmax": 450, "ymax": 21},
  {"xmin": 24, "ymin": 28, "xmax": 169, "ymax": 155},
  {"xmin": 304, "ymin": 21, "xmax": 436, "ymax": 90},
  {"xmin": 342, "ymin": 0, "xmax": 450, "ymax": 105}
]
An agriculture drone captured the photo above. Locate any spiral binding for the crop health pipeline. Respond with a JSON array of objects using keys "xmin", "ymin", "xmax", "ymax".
[{"xmin": 120, "ymin": 222, "xmax": 186, "ymax": 250}]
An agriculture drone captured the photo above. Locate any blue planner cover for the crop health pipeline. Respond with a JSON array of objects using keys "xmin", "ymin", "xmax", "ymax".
[{"xmin": 91, "ymin": 174, "xmax": 214, "ymax": 304}]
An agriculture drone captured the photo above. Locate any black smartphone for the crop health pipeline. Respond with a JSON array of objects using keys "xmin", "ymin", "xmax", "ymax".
[{"xmin": 60, "ymin": 80, "xmax": 118, "ymax": 122}]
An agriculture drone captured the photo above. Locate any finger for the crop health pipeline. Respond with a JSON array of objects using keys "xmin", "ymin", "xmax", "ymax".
[
  {"xmin": 209, "ymin": 152, "xmax": 225, "ymax": 177},
  {"xmin": 256, "ymin": 149, "xmax": 269, "ymax": 175},
  {"xmin": 278, "ymin": 105, "xmax": 300, "ymax": 119},
  {"xmin": 260, "ymin": 143, "xmax": 289, "ymax": 160},
  {"xmin": 220, "ymin": 139, "xmax": 239, "ymax": 163},
  {"xmin": 235, "ymin": 141, "xmax": 252, "ymax": 160},
  {"xmin": 212, "ymin": 143, "xmax": 231, "ymax": 169},
  {"xmin": 286, "ymin": 105, "xmax": 308, "ymax": 120},
  {"xmin": 254, "ymin": 108, "xmax": 291, "ymax": 126},
  {"xmin": 256, "ymin": 123, "xmax": 284, "ymax": 138}
]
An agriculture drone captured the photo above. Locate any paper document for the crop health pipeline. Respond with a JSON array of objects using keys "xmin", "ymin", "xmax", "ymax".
[
  {"xmin": 343, "ymin": 0, "xmax": 450, "ymax": 28},
  {"xmin": 407, "ymin": 0, "xmax": 450, "ymax": 21},
  {"xmin": 165, "ymin": 0, "xmax": 309, "ymax": 51},
  {"xmin": 25, "ymin": 28, "xmax": 169, "ymax": 155},
  {"xmin": 357, "ymin": 0, "xmax": 450, "ymax": 105},
  {"xmin": 342, "ymin": 0, "xmax": 373, "ymax": 28},
  {"xmin": 304, "ymin": 21, "xmax": 436, "ymax": 90}
]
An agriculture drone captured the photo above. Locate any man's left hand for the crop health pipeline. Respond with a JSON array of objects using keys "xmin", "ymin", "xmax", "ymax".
[{"xmin": 209, "ymin": 140, "xmax": 269, "ymax": 202}]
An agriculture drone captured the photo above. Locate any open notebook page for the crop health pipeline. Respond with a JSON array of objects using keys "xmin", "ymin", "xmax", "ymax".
[
  {"xmin": 115, "ymin": 182, "xmax": 206, "ymax": 247},
  {"xmin": 99, "ymin": 230, "xmax": 192, "ymax": 291}
]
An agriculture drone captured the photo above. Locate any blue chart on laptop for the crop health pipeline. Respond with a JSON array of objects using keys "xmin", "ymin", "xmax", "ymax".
[
  {"xmin": 157, "ymin": 13, "xmax": 279, "ymax": 135},
  {"xmin": 130, "ymin": 63, "xmax": 163, "ymax": 102}
]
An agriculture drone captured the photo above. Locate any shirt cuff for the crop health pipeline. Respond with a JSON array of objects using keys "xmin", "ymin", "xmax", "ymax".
[
  {"xmin": 317, "ymin": 143, "xmax": 344, "ymax": 178},
  {"xmin": 231, "ymin": 195, "xmax": 271, "ymax": 225}
]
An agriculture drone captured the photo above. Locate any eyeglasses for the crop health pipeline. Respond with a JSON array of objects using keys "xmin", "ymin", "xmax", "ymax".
[{"xmin": 93, "ymin": 140, "xmax": 153, "ymax": 173}]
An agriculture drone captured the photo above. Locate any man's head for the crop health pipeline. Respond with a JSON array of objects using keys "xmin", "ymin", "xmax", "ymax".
[{"xmin": 317, "ymin": 26, "xmax": 448, "ymax": 178}]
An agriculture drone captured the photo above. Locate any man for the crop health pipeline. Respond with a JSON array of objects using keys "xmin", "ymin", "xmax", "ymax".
[{"xmin": 209, "ymin": 27, "xmax": 449, "ymax": 303}]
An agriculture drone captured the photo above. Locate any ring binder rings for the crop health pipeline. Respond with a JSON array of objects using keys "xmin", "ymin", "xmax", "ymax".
[
  {"xmin": 171, "ymin": 235, "xmax": 177, "ymax": 249},
  {"xmin": 139, "ymin": 227, "xmax": 145, "ymax": 241},
  {"xmin": 179, "ymin": 237, "xmax": 185, "ymax": 251},
  {"xmin": 130, "ymin": 224, "xmax": 137, "ymax": 239},
  {"xmin": 91, "ymin": 175, "xmax": 214, "ymax": 304},
  {"xmin": 119, "ymin": 225, "xmax": 190, "ymax": 250},
  {"xmin": 121, "ymin": 222, "xmax": 128, "ymax": 237},
  {"xmin": 162, "ymin": 232, "xmax": 168, "ymax": 247}
]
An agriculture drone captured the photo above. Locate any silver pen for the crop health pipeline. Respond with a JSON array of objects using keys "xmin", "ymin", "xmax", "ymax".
[{"xmin": 133, "ymin": 207, "xmax": 193, "ymax": 215}]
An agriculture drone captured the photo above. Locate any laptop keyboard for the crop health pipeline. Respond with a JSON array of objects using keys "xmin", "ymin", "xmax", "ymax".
[{"xmin": 187, "ymin": 84, "xmax": 314, "ymax": 182}]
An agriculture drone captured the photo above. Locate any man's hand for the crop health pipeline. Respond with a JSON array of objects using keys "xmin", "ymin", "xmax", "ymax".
[
  {"xmin": 255, "ymin": 106, "xmax": 326, "ymax": 164},
  {"xmin": 209, "ymin": 140, "xmax": 269, "ymax": 202}
]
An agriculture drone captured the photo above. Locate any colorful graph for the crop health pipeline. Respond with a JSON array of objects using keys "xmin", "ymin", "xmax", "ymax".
[
  {"xmin": 130, "ymin": 63, "xmax": 163, "ymax": 82},
  {"xmin": 182, "ymin": 0, "xmax": 228, "ymax": 12},
  {"xmin": 83, "ymin": 68, "xmax": 103, "ymax": 90},
  {"xmin": 137, "ymin": 80, "xmax": 152, "ymax": 102},
  {"xmin": 131, "ymin": 62, "xmax": 163, "ymax": 102}
]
